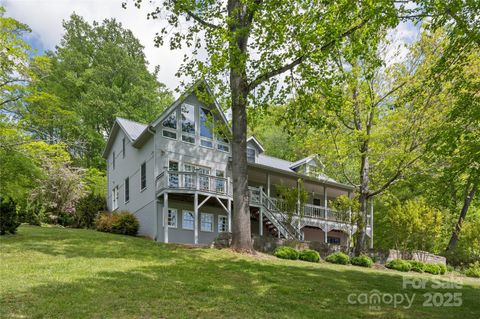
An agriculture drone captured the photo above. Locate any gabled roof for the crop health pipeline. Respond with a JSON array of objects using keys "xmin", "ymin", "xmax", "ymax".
[
  {"xmin": 150, "ymin": 79, "xmax": 231, "ymax": 134},
  {"xmin": 117, "ymin": 117, "xmax": 148, "ymax": 141},
  {"xmin": 247, "ymin": 136, "xmax": 265, "ymax": 153},
  {"xmin": 289, "ymin": 155, "xmax": 317, "ymax": 170},
  {"xmin": 102, "ymin": 117, "xmax": 148, "ymax": 158}
]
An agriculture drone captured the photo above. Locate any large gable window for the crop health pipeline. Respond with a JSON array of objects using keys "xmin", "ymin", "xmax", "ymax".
[
  {"xmin": 181, "ymin": 104, "xmax": 195, "ymax": 134},
  {"xmin": 200, "ymin": 108, "xmax": 213, "ymax": 139},
  {"xmin": 162, "ymin": 110, "xmax": 177, "ymax": 139}
]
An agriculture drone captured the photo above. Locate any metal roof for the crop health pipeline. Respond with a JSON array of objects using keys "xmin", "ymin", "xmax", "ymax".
[{"xmin": 116, "ymin": 117, "xmax": 148, "ymax": 142}]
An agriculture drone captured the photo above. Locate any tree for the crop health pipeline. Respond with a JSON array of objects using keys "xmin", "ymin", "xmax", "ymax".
[
  {"xmin": 127, "ymin": 0, "xmax": 403, "ymax": 251},
  {"xmin": 18, "ymin": 14, "xmax": 174, "ymax": 168},
  {"xmin": 0, "ymin": 196, "xmax": 20, "ymax": 235}
]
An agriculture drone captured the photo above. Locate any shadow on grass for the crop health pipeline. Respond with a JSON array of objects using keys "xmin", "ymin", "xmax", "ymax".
[{"xmin": 1, "ymin": 226, "xmax": 480, "ymax": 319}]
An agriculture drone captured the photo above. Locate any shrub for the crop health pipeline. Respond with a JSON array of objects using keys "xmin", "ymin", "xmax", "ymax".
[
  {"xmin": 409, "ymin": 260, "xmax": 426, "ymax": 273},
  {"xmin": 464, "ymin": 262, "xmax": 480, "ymax": 278},
  {"xmin": 423, "ymin": 263, "xmax": 442, "ymax": 275},
  {"xmin": 75, "ymin": 193, "xmax": 106, "ymax": 228},
  {"xmin": 273, "ymin": 246, "xmax": 299, "ymax": 260},
  {"xmin": 438, "ymin": 263, "xmax": 447, "ymax": 275},
  {"xmin": 351, "ymin": 254, "xmax": 373, "ymax": 268},
  {"xmin": 0, "ymin": 196, "xmax": 20, "ymax": 235},
  {"xmin": 95, "ymin": 211, "xmax": 139, "ymax": 236},
  {"xmin": 386, "ymin": 259, "xmax": 412, "ymax": 272},
  {"xmin": 325, "ymin": 252, "xmax": 350, "ymax": 265},
  {"xmin": 299, "ymin": 249, "xmax": 320, "ymax": 263}
]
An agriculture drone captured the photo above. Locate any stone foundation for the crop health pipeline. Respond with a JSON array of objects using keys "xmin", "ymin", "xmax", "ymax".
[{"xmin": 368, "ymin": 249, "xmax": 446, "ymax": 265}]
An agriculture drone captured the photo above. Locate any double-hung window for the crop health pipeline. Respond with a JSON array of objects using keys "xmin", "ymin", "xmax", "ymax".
[
  {"xmin": 327, "ymin": 236, "xmax": 341, "ymax": 245},
  {"xmin": 182, "ymin": 211, "xmax": 194, "ymax": 230},
  {"xmin": 217, "ymin": 131, "xmax": 230, "ymax": 152},
  {"xmin": 201, "ymin": 213, "xmax": 213, "ymax": 232},
  {"xmin": 181, "ymin": 103, "xmax": 195, "ymax": 144},
  {"xmin": 198, "ymin": 166, "xmax": 211, "ymax": 191},
  {"xmin": 218, "ymin": 215, "xmax": 228, "ymax": 232},
  {"xmin": 162, "ymin": 110, "xmax": 177, "ymax": 139},
  {"xmin": 140, "ymin": 162, "xmax": 146, "ymax": 190},
  {"xmin": 167, "ymin": 209, "xmax": 177, "ymax": 228}
]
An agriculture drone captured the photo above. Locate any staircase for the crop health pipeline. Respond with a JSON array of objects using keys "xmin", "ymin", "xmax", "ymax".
[{"xmin": 249, "ymin": 187, "xmax": 302, "ymax": 240}]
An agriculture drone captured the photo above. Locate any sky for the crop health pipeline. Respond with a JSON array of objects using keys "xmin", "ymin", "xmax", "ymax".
[{"xmin": 2, "ymin": 0, "xmax": 421, "ymax": 95}]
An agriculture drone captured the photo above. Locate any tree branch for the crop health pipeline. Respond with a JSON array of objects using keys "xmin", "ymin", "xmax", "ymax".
[
  {"xmin": 248, "ymin": 17, "xmax": 370, "ymax": 91},
  {"xmin": 173, "ymin": 0, "xmax": 222, "ymax": 29}
]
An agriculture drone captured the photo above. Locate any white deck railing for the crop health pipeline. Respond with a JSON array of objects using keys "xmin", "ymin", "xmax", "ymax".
[{"xmin": 156, "ymin": 171, "xmax": 232, "ymax": 196}]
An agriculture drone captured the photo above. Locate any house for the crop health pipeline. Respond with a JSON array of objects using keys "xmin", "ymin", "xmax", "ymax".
[{"xmin": 102, "ymin": 81, "xmax": 373, "ymax": 247}]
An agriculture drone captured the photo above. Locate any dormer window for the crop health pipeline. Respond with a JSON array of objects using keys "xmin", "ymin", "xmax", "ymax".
[{"xmin": 247, "ymin": 148, "xmax": 256, "ymax": 163}]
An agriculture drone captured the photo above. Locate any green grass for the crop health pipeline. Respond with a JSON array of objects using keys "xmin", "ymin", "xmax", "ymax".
[{"xmin": 1, "ymin": 226, "xmax": 479, "ymax": 318}]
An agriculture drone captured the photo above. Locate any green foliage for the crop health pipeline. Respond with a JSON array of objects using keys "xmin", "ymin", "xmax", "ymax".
[
  {"xmin": 75, "ymin": 193, "xmax": 106, "ymax": 228},
  {"xmin": 351, "ymin": 254, "xmax": 373, "ymax": 268},
  {"xmin": 0, "ymin": 196, "xmax": 20, "ymax": 235},
  {"xmin": 325, "ymin": 252, "xmax": 350, "ymax": 265},
  {"xmin": 464, "ymin": 262, "xmax": 480, "ymax": 278},
  {"xmin": 95, "ymin": 211, "xmax": 139, "ymax": 236},
  {"xmin": 83, "ymin": 168, "xmax": 106, "ymax": 197},
  {"xmin": 273, "ymin": 246, "xmax": 299, "ymax": 260},
  {"xmin": 423, "ymin": 263, "xmax": 442, "ymax": 275},
  {"xmin": 409, "ymin": 260, "xmax": 426, "ymax": 273},
  {"xmin": 444, "ymin": 210, "xmax": 480, "ymax": 266},
  {"xmin": 375, "ymin": 195, "xmax": 446, "ymax": 254},
  {"xmin": 275, "ymin": 179, "xmax": 308, "ymax": 221},
  {"xmin": 386, "ymin": 259, "xmax": 412, "ymax": 272},
  {"xmin": 19, "ymin": 14, "xmax": 173, "ymax": 168},
  {"xmin": 298, "ymin": 249, "xmax": 320, "ymax": 263}
]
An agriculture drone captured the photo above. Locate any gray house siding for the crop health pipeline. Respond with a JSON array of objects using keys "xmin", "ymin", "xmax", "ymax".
[
  {"xmin": 106, "ymin": 128, "xmax": 157, "ymax": 239},
  {"xmin": 159, "ymin": 199, "xmax": 229, "ymax": 245}
]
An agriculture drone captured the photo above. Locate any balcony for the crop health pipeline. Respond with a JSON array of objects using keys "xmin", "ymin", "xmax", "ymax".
[{"xmin": 156, "ymin": 171, "xmax": 232, "ymax": 197}]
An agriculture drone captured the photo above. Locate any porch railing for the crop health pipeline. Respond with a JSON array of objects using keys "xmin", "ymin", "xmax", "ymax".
[{"xmin": 156, "ymin": 171, "xmax": 232, "ymax": 196}]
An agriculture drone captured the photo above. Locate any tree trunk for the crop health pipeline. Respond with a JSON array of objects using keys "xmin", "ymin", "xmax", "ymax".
[
  {"xmin": 228, "ymin": 0, "xmax": 253, "ymax": 252},
  {"xmin": 355, "ymin": 151, "xmax": 369, "ymax": 255},
  {"xmin": 446, "ymin": 180, "xmax": 478, "ymax": 252}
]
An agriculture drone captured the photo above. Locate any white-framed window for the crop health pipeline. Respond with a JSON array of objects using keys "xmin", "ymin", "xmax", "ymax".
[
  {"xmin": 218, "ymin": 215, "xmax": 228, "ymax": 233},
  {"xmin": 247, "ymin": 148, "xmax": 256, "ymax": 163},
  {"xmin": 217, "ymin": 131, "xmax": 230, "ymax": 152},
  {"xmin": 167, "ymin": 209, "xmax": 177, "ymax": 228},
  {"xmin": 217, "ymin": 143, "xmax": 229, "ymax": 152},
  {"xmin": 182, "ymin": 211, "xmax": 194, "ymax": 230},
  {"xmin": 327, "ymin": 236, "xmax": 341, "ymax": 245},
  {"xmin": 200, "ymin": 107, "xmax": 213, "ymax": 148},
  {"xmin": 140, "ymin": 162, "xmax": 146, "ymax": 190},
  {"xmin": 162, "ymin": 110, "xmax": 177, "ymax": 139},
  {"xmin": 168, "ymin": 160, "xmax": 179, "ymax": 188},
  {"xmin": 112, "ymin": 186, "xmax": 119, "ymax": 210},
  {"xmin": 181, "ymin": 103, "xmax": 195, "ymax": 144},
  {"xmin": 201, "ymin": 213, "xmax": 214, "ymax": 232}
]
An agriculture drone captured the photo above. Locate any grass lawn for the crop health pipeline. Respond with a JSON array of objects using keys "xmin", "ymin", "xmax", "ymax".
[{"xmin": 1, "ymin": 226, "xmax": 479, "ymax": 318}]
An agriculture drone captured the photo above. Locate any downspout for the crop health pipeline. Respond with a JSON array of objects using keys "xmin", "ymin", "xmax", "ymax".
[{"xmin": 148, "ymin": 125, "xmax": 158, "ymax": 241}]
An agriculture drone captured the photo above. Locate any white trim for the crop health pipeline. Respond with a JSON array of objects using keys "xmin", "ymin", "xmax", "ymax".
[{"xmin": 247, "ymin": 136, "xmax": 265, "ymax": 152}]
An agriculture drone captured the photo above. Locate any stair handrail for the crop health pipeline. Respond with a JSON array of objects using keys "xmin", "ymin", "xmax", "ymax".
[{"xmin": 260, "ymin": 190, "xmax": 302, "ymax": 240}]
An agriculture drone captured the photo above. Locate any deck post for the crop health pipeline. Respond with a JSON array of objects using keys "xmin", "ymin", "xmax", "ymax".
[
  {"xmin": 370, "ymin": 197, "xmax": 374, "ymax": 249},
  {"xmin": 259, "ymin": 207, "xmax": 263, "ymax": 236},
  {"xmin": 348, "ymin": 191, "xmax": 352, "ymax": 248},
  {"xmin": 194, "ymin": 192, "xmax": 199, "ymax": 245},
  {"xmin": 163, "ymin": 192, "xmax": 169, "ymax": 243}
]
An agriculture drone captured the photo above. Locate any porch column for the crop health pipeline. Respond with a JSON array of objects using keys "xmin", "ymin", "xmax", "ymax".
[
  {"xmin": 324, "ymin": 185, "xmax": 328, "ymax": 220},
  {"xmin": 297, "ymin": 180, "xmax": 301, "ymax": 235},
  {"xmin": 227, "ymin": 198, "xmax": 232, "ymax": 232},
  {"xmin": 194, "ymin": 192, "xmax": 199, "ymax": 244},
  {"xmin": 324, "ymin": 225, "xmax": 328, "ymax": 243},
  {"xmin": 266, "ymin": 173, "xmax": 271, "ymax": 198},
  {"xmin": 163, "ymin": 192, "xmax": 169, "ymax": 243},
  {"xmin": 347, "ymin": 191, "xmax": 352, "ymax": 248},
  {"xmin": 370, "ymin": 197, "xmax": 374, "ymax": 249},
  {"xmin": 259, "ymin": 207, "xmax": 264, "ymax": 236}
]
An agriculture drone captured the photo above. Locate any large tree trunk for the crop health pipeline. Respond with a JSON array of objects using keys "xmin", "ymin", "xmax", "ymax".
[
  {"xmin": 228, "ymin": 0, "xmax": 253, "ymax": 252},
  {"xmin": 355, "ymin": 151, "xmax": 369, "ymax": 255},
  {"xmin": 446, "ymin": 180, "xmax": 478, "ymax": 252}
]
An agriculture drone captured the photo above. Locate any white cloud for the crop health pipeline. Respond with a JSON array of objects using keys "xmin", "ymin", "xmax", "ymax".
[{"xmin": 2, "ymin": 0, "xmax": 196, "ymax": 95}]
